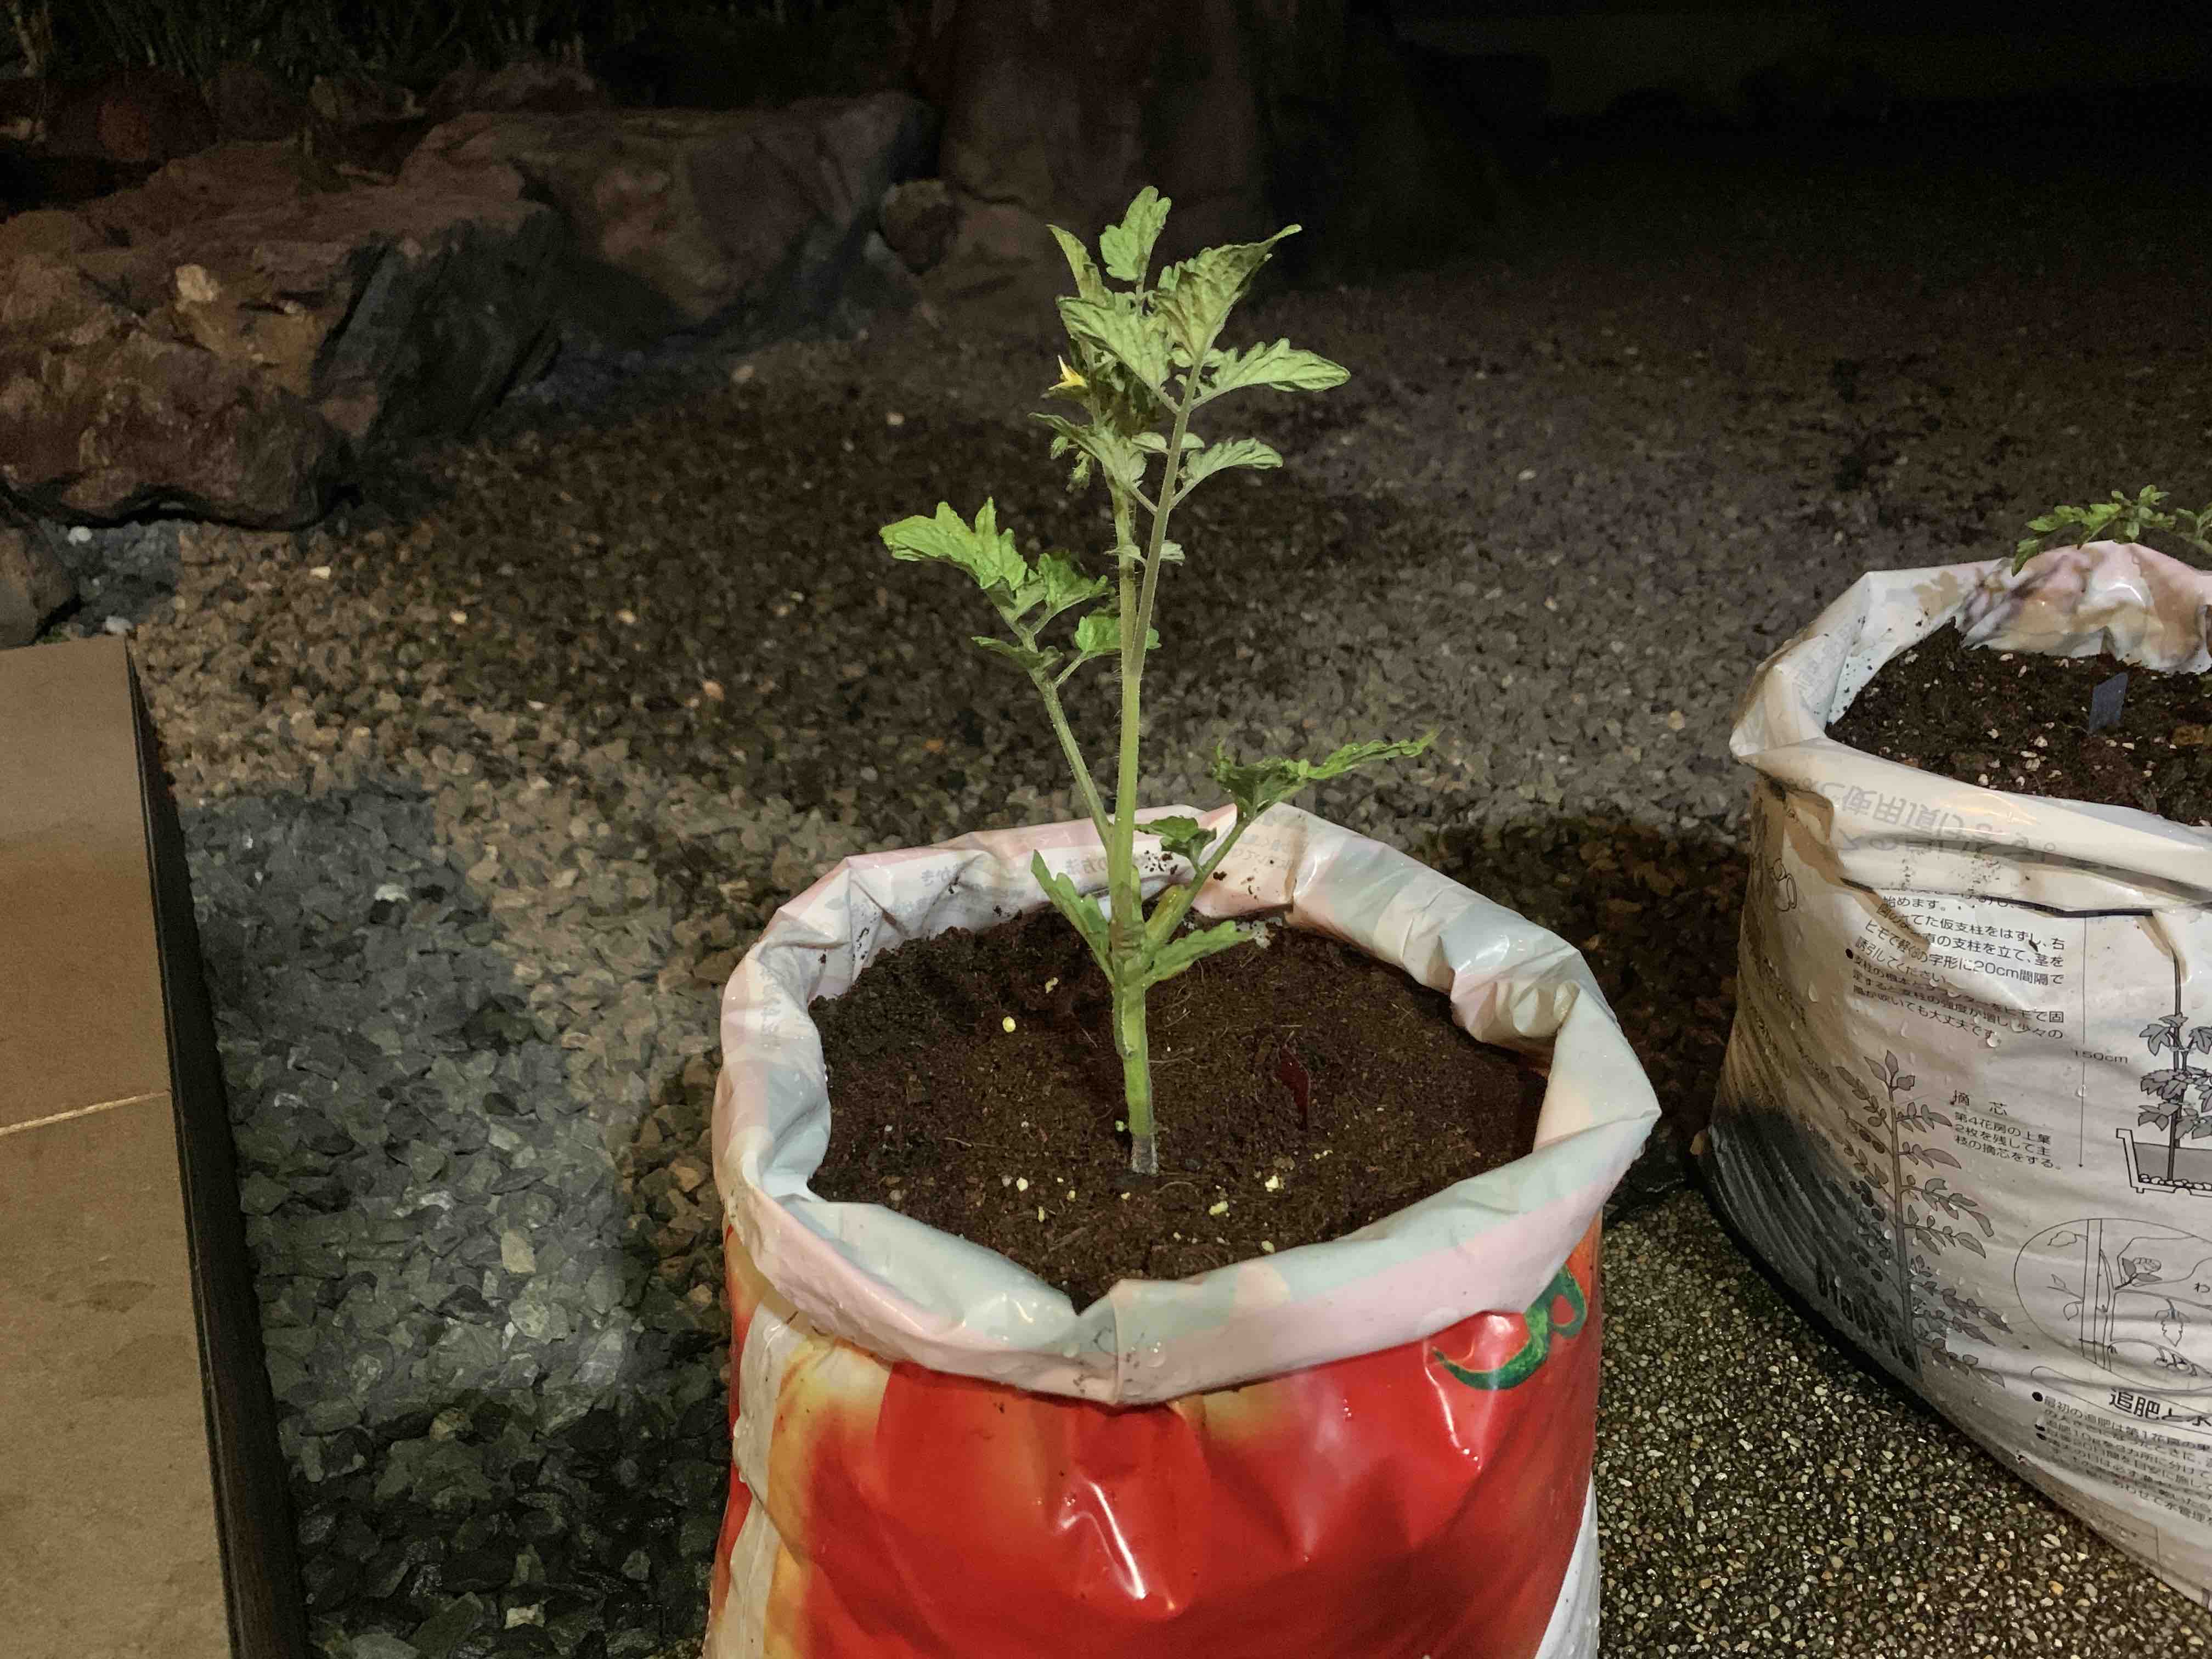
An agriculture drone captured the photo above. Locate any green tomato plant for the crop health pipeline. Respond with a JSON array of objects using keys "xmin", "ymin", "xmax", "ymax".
[
  {"xmin": 879, "ymin": 188, "xmax": 1432, "ymax": 1177},
  {"xmin": 2011, "ymin": 486, "xmax": 2212, "ymax": 572}
]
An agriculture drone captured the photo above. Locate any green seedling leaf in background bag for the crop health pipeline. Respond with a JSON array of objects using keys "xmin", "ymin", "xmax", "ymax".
[
  {"xmin": 879, "ymin": 188, "xmax": 1433, "ymax": 1177},
  {"xmin": 2012, "ymin": 485, "xmax": 2212, "ymax": 572}
]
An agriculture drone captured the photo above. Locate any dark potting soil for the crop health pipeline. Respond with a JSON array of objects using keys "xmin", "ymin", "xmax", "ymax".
[
  {"xmin": 1828, "ymin": 623, "xmax": 2212, "ymax": 823},
  {"xmin": 808, "ymin": 906, "xmax": 1545, "ymax": 1307}
]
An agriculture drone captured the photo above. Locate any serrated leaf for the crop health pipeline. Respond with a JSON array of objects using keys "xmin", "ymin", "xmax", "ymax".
[
  {"xmin": 1140, "ymin": 917, "xmax": 1249, "ymax": 988},
  {"xmin": 1031, "ymin": 853, "xmax": 1110, "ymax": 973},
  {"xmin": 1015, "ymin": 550, "xmax": 1109, "ymax": 625},
  {"xmin": 1067, "ymin": 607, "xmax": 1160, "ymax": 667},
  {"xmin": 881, "ymin": 500, "xmax": 1027, "ymax": 592},
  {"xmin": 1152, "ymin": 229, "xmax": 1297, "ymax": 358},
  {"xmin": 1034, "ymin": 412, "xmax": 1147, "ymax": 496},
  {"xmin": 1203, "ymin": 337, "xmax": 1352, "ymax": 402},
  {"xmin": 971, "ymin": 636, "xmax": 1060, "ymax": 675},
  {"xmin": 1139, "ymin": 815, "xmax": 1215, "ymax": 868},
  {"xmin": 1098, "ymin": 187, "xmax": 1170, "ymax": 285},
  {"xmin": 1049, "ymin": 224, "xmax": 1107, "ymax": 302},
  {"xmin": 1897, "ymin": 1074, "xmax": 1917, "ymax": 1092},
  {"xmin": 1057, "ymin": 294, "xmax": 1171, "ymax": 395},
  {"xmin": 1133, "ymin": 431, "xmax": 1204, "ymax": 454},
  {"xmin": 1177, "ymin": 437, "xmax": 1282, "ymax": 495},
  {"xmin": 1208, "ymin": 734, "xmax": 1434, "ymax": 818}
]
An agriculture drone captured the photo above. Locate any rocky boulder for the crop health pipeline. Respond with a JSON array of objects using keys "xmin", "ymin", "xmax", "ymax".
[
  {"xmin": 0, "ymin": 93, "xmax": 935, "ymax": 527},
  {"xmin": 916, "ymin": 0, "xmax": 1285, "ymax": 259},
  {"xmin": 43, "ymin": 67, "xmax": 216, "ymax": 165},
  {"xmin": 0, "ymin": 519, "xmax": 74, "ymax": 646},
  {"xmin": 0, "ymin": 144, "xmax": 563, "ymax": 525},
  {"xmin": 402, "ymin": 92, "xmax": 934, "ymax": 347}
]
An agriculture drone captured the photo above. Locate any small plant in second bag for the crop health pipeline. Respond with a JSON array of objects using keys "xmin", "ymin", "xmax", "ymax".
[
  {"xmin": 2010, "ymin": 486, "xmax": 2212, "ymax": 572},
  {"xmin": 879, "ymin": 188, "xmax": 1432, "ymax": 1177}
]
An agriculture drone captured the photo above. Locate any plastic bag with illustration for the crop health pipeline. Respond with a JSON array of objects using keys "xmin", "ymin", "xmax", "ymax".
[
  {"xmin": 1712, "ymin": 543, "xmax": 2212, "ymax": 1604},
  {"xmin": 707, "ymin": 805, "xmax": 1659, "ymax": 1656}
]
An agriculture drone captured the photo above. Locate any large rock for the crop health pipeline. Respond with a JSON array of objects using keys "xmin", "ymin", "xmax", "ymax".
[
  {"xmin": 0, "ymin": 521, "xmax": 74, "ymax": 646},
  {"xmin": 401, "ymin": 93, "xmax": 935, "ymax": 348},
  {"xmin": 43, "ymin": 68, "xmax": 217, "ymax": 165},
  {"xmin": 912, "ymin": 0, "xmax": 1504, "ymax": 284},
  {"xmin": 916, "ymin": 0, "xmax": 1286, "ymax": 258},
  {"xmin": 0, "ymin": 144, "xmax": 563, "ymax": 524},
  {"xmin": 0, "ymin": 95, "xmax": 934, "ymax": 527}
]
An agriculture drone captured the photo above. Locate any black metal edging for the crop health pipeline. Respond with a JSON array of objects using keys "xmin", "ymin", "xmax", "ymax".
[{"xmin": 130, "ymin": 651, "xmax": 308, "ymax": 1659}]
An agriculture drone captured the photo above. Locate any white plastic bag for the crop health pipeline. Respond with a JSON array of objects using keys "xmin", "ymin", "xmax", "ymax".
[
  {"xmin": 706, "ymin": 804, "xmax": 1658, "ymax": 1656},
  {"xmin": 1712, "ymin": 543, "xmax": 2212, "ymax": 1605}
]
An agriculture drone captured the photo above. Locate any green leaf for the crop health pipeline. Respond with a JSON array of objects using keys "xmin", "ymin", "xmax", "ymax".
[
  {"xmin": 972, "ymin": 636, "xmax": 1060, "ymax": 675},
  {"xmin": 1209, "ymin": 733, "xmax": 1434, "ymax": 817},
  {"xmin": 1009, "ymin": 550, "xmax": 1108, "ymax": 628},
  {"xmin": 1202, "ymin": 338, "xmax": 1351, "ymax": 402},
  {"xmin": 1177, "ymin": 437, "xmax": 1282, "ymax": 495},
  {"xmin": 1034, "ymin": 413, "xmax": 1147, "ymax": 496},
  {"xmin": 1139, "ymin": 815, "xmax": 1215, "ymax": 867},
  {"xmin": 1070, "ymin": 608, "xmax": 1160, "ymax": 662},
  {"xmin": 880, "ymin": 500, "xmax": 1027, "ymax": 593},
  {"xmin": 1031, "ymin": 854, "xmax": 1113, "ymax": 976},
  {"xmin": 1132, "ymin": 430, "xmax": 1204, "ymax": 455},
  {"xmin": 1049, "ymin": 225, "xmax": 1108, "ymax": 303},
  {"xmin": 1152, "ymin": 228, "xmax": 1297, "ymax": 359},
  {"xmin": 1057, "ymin": 295, "xmax": 1171, "ymax": 396},
  {"xmin": 1140, "ymin": 917, "xmax": 1249, "ymax": 988},
  {"xmin": 1098, "ymin": 187, "xmax": 1170, "ymax": 285}
]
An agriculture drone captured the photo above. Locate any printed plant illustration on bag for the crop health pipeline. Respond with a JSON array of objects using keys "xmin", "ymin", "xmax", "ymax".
[
  {"xmin": 2121, "ymin": 1009, "xmax": 2212, "ymax": 1195},
  {"xmin": 1829, "ymin": 1049, "xmax": 2012, "ymax": 1384},
  {"xmin": 2016, "ymin": 1218, "xmax": 2212, "ymax": 1391}
]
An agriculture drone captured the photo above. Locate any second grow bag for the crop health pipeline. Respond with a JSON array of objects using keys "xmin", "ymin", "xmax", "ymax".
[
  {"xmin": 1710, "ymin": 541, "xmax": 2212, "ymax": 1604},
  {"xmin": 706, "ymin": 804, "xmax": 1660, "ymax": 1657}
]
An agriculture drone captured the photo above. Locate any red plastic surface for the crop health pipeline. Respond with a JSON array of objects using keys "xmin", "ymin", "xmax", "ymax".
[{"xmin": 710, "ymin": 1222, "xmax": 1602, "ymax": 1657}]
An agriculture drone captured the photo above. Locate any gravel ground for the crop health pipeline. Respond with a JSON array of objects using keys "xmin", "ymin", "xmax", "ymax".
[{"xmin": 34, "ymin": 100, "xmax": 2212, "ymax": 1656}]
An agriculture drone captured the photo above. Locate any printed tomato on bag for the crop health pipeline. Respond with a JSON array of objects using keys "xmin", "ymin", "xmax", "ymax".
[{"xmin": 704, "ymin": 809, "xmax": 1657, "ymax": 1656}]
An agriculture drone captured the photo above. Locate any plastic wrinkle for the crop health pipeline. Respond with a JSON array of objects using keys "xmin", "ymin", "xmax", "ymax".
[
  {"xmin": 714, "ymin": 804, "xmax": 1659, "ymax": 1404},
  {"xmin": 1733, "ymin": 543, "xmax": 2212, "ymax": 912}
]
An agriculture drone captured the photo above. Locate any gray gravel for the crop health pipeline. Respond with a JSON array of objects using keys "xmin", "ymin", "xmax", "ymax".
[{"xmin": 36, "ymin": 105, "xmax": 2212, "ymax": 1655}]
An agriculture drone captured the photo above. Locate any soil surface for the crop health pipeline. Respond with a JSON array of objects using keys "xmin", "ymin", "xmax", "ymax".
[
  {"xmin": 1829, "ymin": 624, "xmax": 2212, "ymax": 822},
  {"xmin": 809, "ymin": 907, "xmax": 1543, "ymax": 1305}
]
